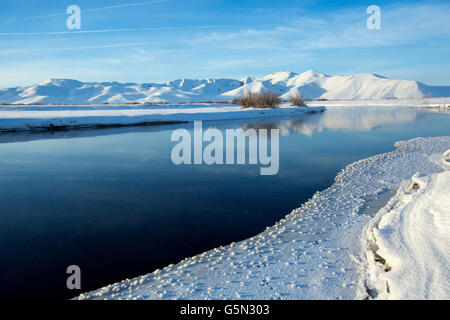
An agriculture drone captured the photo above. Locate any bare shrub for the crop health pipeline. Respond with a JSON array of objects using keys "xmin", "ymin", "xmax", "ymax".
[
  {"xmin": 199, "ymin": 100, "xmax": 231, "ymax": 104},
  {"xmin": 289, "ymin": 93, "xmax": 305, "ymax": 106},
  {"xmin": 231, "ymin": 97, "xmax": 241, "ymax": 105},
  {"xmin": 234, "ymin": 91, "xmax": 281, "ymax": 109}
]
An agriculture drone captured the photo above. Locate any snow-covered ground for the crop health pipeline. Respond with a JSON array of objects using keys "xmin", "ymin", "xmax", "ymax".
[
  {"xmin": 362, "ymin": 153, "xmax": 450, "ymax": 299},
  {"xmin": 75, "ymin": 136, "xmax": 450, "ymax": 300},
  {"xmin": 0, "ymin": 104, "xmax": 324, "ymax": 132}
]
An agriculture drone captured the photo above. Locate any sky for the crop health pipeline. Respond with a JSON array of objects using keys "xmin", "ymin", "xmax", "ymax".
[{"xmin": 0, "ymin": 0, "xmax": 449, "ymax": 87}]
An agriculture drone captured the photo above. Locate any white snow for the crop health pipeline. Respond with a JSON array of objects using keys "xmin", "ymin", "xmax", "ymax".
[
  {"xmin": 75, "ymin": 136, "xmax": 450, "ymax": 300},
  {"xmin": 1, "ymin": 70, "xmax": 450, "ymax": 105},
  {"xmin": 0, "ymin": 103, "xmax": 325, "ymax": 132},
  {"xmin": 362, "ymin": 151, "xmax": 450, "ymax": 300}
]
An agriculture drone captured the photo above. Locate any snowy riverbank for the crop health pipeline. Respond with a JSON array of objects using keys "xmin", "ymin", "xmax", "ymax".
[
  {"xmin": 0, "ymin": 104, "xmax": 324, "ymax": 132},
  {"xmin": 362, "ymin": 153, "xmax": 450, "ymax": 299},
  {"xmin": 76, "ymin": 136, "xmax": 450, "ymax": 300}
]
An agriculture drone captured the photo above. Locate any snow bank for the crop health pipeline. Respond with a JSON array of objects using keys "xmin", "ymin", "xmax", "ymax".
[
  {"xmin": 75, "ymin": 136, "xmax": 450, "ymax": 300},
  {"xmin": 362, "ymin": 150, "xmax": 450, "ymax": 300},
  {"xmin": 0, "ymin": 104, "xmax": 325, "ymax": 132}
]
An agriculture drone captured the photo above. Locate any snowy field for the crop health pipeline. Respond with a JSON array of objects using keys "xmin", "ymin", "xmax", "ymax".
[
  {"xmin": 0, "ymin": 104, "xmax": 324, "ymax": 132},
  {"xmin": 76, "ymin": 136, "xmax": 450, "ymax": 300}
]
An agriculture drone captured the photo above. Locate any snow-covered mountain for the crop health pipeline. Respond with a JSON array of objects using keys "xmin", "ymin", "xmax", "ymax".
[{"xmin": 1, "ymin": 70, "xmax": 449, "ymax": 104}]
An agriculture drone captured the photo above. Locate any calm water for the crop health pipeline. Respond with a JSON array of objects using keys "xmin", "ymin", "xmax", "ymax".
[{"xmin": 0, "ymin": 107, "xmax": 449, "ymax": 300}]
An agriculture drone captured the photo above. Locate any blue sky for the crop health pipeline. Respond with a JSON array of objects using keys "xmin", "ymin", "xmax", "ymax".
[{"xmin": 0, "ymin": 0, "xmax": 449, "ymax": 87}]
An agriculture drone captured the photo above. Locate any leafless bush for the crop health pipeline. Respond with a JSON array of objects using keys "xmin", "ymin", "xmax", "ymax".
[
  {"xmin": 289, "ymin": 93, "xmax": 305, "ymax": 106},
  {"xmin": 233, "ymin": 91, "xmax": 281, "ymax": 109}
]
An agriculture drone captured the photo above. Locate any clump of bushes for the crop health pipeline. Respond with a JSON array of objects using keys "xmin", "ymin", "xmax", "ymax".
[
  {"xmin": 288, "ymin": 93, "xmax": 305, "ymax": 106},
  {"xmin": 232, "ymin": 91, "xmax": 281, "ymax": 109}
]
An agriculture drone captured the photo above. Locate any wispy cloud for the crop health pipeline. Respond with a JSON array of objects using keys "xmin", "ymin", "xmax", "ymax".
[
  {"xmin": 185, "ymin": 2, "xmax": 450, "ymax": 51},
  {"xmin": 196, "ymin": 52, "xmax": 312, "ymax": 72},
  {"xmin": 128, "ymin": 48, "xmax": 156, "ymax": 62}
]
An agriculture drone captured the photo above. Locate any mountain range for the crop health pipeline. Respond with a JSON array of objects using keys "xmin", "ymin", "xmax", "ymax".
[{"xmin": 1, "ymin": 70, "xmax": 449, "ymax": 104}]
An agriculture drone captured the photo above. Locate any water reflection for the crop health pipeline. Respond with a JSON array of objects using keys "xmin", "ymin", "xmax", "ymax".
[
  {"xmin": 0, "ymin": 107, "xmax": 424, "ymax": 144},
  {"xmin": 241, "ymin": 107, "xmax": 419, "ymax": 136}
]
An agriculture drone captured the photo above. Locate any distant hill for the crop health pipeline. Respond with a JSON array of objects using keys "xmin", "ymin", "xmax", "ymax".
[{"xmin": 1, "ymin": 70, "xmax": 449, "ymax": 104}]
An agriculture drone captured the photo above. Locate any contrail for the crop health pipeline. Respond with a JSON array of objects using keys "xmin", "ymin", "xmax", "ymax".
[
  {"xmin": 0, "ymin": 24, "xmax": 278, "ymax": 36},
  {"xmin": 0, "ymin": 42, "xmax": 168, "ymax": 54},
  {"xmin": 84, "ymin": 0, "xmax": 170, "ymax": 13},
  {"xmin": 5, "ymin": 0, "xmax": 171, "ymax": 23}
]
